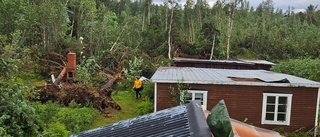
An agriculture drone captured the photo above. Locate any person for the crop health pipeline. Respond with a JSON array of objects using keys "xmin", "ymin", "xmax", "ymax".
[{"xmin": 133, "ymin": 76, "xmax": 142, "ymax": 99}]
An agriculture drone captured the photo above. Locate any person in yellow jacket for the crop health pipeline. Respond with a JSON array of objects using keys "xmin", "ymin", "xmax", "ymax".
[{"xmin": 133, "ymin": 76, "xmax": 143, "ymax": 99}]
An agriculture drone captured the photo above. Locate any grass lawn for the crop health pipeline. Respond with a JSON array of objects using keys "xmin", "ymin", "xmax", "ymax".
[{"xmin": 88, "ymin": 90, "xmax": 145, "ymax": 129}]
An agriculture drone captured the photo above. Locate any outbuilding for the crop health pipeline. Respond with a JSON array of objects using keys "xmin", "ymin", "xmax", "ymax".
[
  {"xmin": 172, "ymin": 57, "xmax": 276, "ymax": 70},
  {"xmin": 150, "ymin": 66, "xmax": 320, "ymax": 132}
]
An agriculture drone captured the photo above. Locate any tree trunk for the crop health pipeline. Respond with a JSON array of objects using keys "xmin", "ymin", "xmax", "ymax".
[
  {"xmin": 54, "ymin": 67, "xmax": 66, "ymax": 86},
  {"xmin": 187, "ymin": 16, "xmax": 192, "ymax": 43},
  {"xmin": 165, "ymin": 0, "xmax": 168, "ymax": 31},
  {"xmin": 100, "ymin": 49, "xmax": 126, "ymax": 96},
  {"xmin": 110, "ymin": 20, "xmax": 131, "ymax": 51},
  {"xmin": 198, "ymin": 8, "xmax": 202, "ymax": 28},
  {"xmin": 168, "ymin": 2, "xmax": 174, "ymax": 59},
  {"xmin": 100, "ymin": 76, "xmax": 118, "ymax": 97},
  {"xmin": 227, "ymin": 0, "xmax": 236, "ymax": 60},
  {"xmin": 142, "ymin": 9, "xmax": 145, "ymax": 32},
  {"xmin": 210, "ymin": 34, "xmax": 216, "ymax": 60},
  {"xmin": 148, "ymin": 0, "xmax": 151, "ymax": 25}
]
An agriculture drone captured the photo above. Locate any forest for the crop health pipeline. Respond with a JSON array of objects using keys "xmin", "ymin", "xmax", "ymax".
[{"xmin": 1, "ymin": 0, "xmax": 320, "ymax": 136}]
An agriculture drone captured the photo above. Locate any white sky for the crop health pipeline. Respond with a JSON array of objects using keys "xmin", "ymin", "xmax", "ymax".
[{"xmin": 153, "ymin": 0, "xmax": 319, "ymax": 12}]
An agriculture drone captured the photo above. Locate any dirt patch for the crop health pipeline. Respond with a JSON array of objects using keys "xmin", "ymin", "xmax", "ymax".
[{"xmin": 36, "ymin": 82, "xmax": 121, "ymax": 113}]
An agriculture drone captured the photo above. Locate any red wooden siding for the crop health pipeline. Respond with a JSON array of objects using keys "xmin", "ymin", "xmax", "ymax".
[{"xmin": 156, "ymin": 83, "xmax": 318, "ymax": 132}]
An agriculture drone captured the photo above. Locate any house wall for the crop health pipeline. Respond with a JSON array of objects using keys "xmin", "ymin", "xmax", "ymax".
[{"xmin": 156, "ymin": 83, "xmax": 318, "ymax": 132}]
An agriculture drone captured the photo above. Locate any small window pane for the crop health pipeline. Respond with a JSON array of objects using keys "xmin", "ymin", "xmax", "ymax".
[
  {"xmin": 266, "ymin": 113, "xmax": 274, "ymax": 120},
  {"xmin": 277, "ymin": 114, "xmax": 286, "ymax": 121},
  {"xmin": 267, "ymin": 96, "xmax": 275, "ymax": 103},
  {"xmin": 195, "ymin": 93, "xmax": 203, "ymax": 99},
  {"xmin": 266, "ymin": 105, "xmax": 275, "ymax": 112},
  {"xmin": 195, "ymin": 93, "xmax": 204, "ymax": 104},
  {"xmin": 278, "ymin": 105, "xmax": 287, "ymax": 112},
  {"xmin": 184, "ymin": 93, "xmax": 192, "ymax": 102},
  {"xmin": 279, "ymin": 97, "xmax": 287, "ymax": 104}
]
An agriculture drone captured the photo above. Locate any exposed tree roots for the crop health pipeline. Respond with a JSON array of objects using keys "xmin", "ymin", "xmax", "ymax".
[{"xmin": 36, "ymin": 82, "xmax": 121, "ymax": 114}]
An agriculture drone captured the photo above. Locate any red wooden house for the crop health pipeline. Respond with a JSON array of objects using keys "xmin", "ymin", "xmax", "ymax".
[{"xmin": 150, "ymin": 67, "xmax": 320, "ymax": 133}]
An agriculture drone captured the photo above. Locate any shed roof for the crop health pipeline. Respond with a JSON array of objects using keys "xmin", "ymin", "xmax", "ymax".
[
  {"xmin": 235, "ymin": 59, "xmax": 276, "ymax": 65},
  {"xmin": 150, "ymin": 67, "xmax": 320, "ymax": 88},
  {"xmin": 173, "ymin": 57, "xmax": 254, "ymax": 66},
  {"xmin": 69, "ymin": 101, "xmax": 211, "ymax": 137}
]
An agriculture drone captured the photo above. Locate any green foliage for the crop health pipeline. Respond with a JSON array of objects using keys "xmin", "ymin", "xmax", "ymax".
[
  {"xmin": 169, "ymin": 80, "xmax": 189, "ymax": 106},
  {"xmin": 91, "ymin": 73, "xmax": 108, "ymax": 88},
  {"xmin": 135, "ymin": 101, "xmax": 154, "ymax": 115},
  {"xmin": 0, "ymin": 78, "xmax": 39, "ymax": 137},
  {"xmin": 114, "ymin": 80, "xmax": 133, "ymax": 91},
  {"xmin": 56, "ymin": 107, "xmax": 99, "ymax": 133},
  {"xmin": 123, "ymin": 56, "xmax": 143, "ymax": 79},
  {"xmin": 273, "ymin": 127, "xmax": 313, "ymax": 137},
  {"xmin": 32, "ymin": 102, "xmax": 99, "ymax": 135},
  {"xmin": 271, "ymin": 59, "xmax": 320, "ymax": 81},
  {"xmin": 76, "ymin": 57, "xmax": 101, "ymax": 85},
  {"xmin": 44, "ymin": 122, "xmax": 70, "ymax": 137},
  {"xmin": 141, "ymin": 82, "xmax": 154, "ymax": 100},
  {"xmin": 0, "ymin": 58, "xmax": 19, "ymax": 78}
]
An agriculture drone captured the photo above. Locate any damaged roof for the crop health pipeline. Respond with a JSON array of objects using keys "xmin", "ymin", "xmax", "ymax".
[
  {"xmin": 235, "ymin": 59, "xmax": 276, "ymax": 65},
  {"xmin": 173, "ymin": 57, "xmax": 276, "ymax": 66},
  {"xmin": 69, "ymin": 101, "xmax": 211, "ymax": 137},
  {"xmin": 173, "ymin": 57, "xmax": 254, "ymax": 66},
  {"xmin": 150, "ymin": 67, "xmax": 320, "ymax": 88}
]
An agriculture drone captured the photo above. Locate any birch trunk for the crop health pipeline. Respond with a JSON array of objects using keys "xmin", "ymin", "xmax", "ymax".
[
  {"xmin": 168, "ymin": 2, "xmax": 174, "ymax": 59},
  {"xmin": 210, "ymin": 34, "xmax": 216, "ymax": 60},
  {"xmin": 226, "ymin": 0, "xmax": 236, "ymax": 60}
]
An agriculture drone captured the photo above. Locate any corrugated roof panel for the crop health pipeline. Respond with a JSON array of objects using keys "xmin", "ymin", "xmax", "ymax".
[
  {"xmin": 237, "ymin": 59, "xmax": 276, "ymax": 65},
  {"xmin": 150, "ymin": 67, "xmax": 320, "ymax": 87},
  {"xmin": 70, "ymin": 101, "xmax": 212, "ymax": 137},
  {"xmin": 173, "ymin": 57, "xmax": 255, "ymax": 65}
]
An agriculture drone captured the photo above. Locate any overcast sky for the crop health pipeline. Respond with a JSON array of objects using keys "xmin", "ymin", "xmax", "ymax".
[{"xmin": 153, "ymin": 0, "xmax": 319, "ymax": 12}]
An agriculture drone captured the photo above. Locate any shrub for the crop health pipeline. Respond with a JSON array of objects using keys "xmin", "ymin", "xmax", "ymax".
[
  {"xmin": 32, "ymin": 102, "xmax": 100, "ymax": 135},
  {"xmin": 0, "ymin": 79, "xmax": 39, "ymax": 137},
  {"xmin": 43, "ymin": 122, "xmax": 70, "ymax": 137},
  {"xmin": 141, "ymin": 82, "xmax": 154, "ymax": 101},
  {"xmin": 135, "ymin": 101, "xmax": 154, "ymax": 115},
  {"xmin": 273, "ymin": 127, "xmax": 313, "ymax": 137},
  {"xmin": 56, "ymin": 107, "xmax": 99, "ymax": 133},
  {"xmin": 271, "ymin": 59, "xmax": 320, "ymax": 81}
]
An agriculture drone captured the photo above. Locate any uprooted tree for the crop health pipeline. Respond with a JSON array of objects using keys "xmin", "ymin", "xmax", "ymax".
[{"xmin": 36, "ymin": 48, "xmax": 129, "ymax": 113}]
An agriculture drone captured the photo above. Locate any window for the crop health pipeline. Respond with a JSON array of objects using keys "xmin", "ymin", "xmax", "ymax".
[
  {"xmin": 182, "ymin": 90, "xmax": 208, "ymax": 110},
  {"xmin": 261, "ymin": 93, "xmax": 292, "ymax": 125}
]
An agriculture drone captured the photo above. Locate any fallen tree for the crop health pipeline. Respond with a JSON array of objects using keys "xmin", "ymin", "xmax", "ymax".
[
  {"xmin": 36, "ymin": 50, "xmax": 127, "ymax": 114},
  {"xmin": 37, "ymin": 82, "xmax": 121, "ymax": 112}
]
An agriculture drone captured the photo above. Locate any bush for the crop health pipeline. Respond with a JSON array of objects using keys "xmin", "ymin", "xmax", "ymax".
[
  {"xmin": 271, "ymin": 59, "xmax": 320, "ymax": 81},
  {"xmin": 32, "ymin": 102, "xmax": 100, "ymax": 135},
  {"xmin": 141, "ymin": 82, "xmax": 154, "ymax": 101},
  {"xmin": 273, "ymin": 127, "xmax": 313, "ymax": 137},
  {"xmin": 43, "ymin": 122, "xmax": 70, "ymax": 137},
  {"xmin": 0, "ymin": 79, "xmax": 39, "ymax": 137},
  {"xmin": 135, "ymin": 101, "xmax": 154, "ymax": 115}
]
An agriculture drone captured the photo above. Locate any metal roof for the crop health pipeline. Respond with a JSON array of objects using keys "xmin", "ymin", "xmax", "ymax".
[
  {"xmin": 69, "ymin": 101, "xmax": 211, "ymax": 137},
  {"xmin": 173, "ymin": 57, "xmax": 254, "ymax": 66},
  {"xmin": 236, "ymin": 59, "xmax": 276, "ymax": 65},
  {"xmin": 150, "ymin": 67, "xmax": 320, "ymax": 88}
]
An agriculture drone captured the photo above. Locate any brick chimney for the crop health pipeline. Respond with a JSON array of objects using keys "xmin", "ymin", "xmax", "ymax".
[{"xmin": 66, "ymin": 52, "xmax": 76, "ymax": 83}]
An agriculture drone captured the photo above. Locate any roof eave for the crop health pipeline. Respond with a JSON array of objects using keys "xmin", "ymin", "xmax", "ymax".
[{"xmin": 150, "ymin": 80, "xmax": 320, "ymax": 88}]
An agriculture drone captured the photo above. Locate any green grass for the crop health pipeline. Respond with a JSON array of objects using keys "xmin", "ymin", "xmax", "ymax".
[
  {"xmin": 87, "ymin": 90, "xmax": 144, "ymax": 129},
  {"xmin": 19, "ymin": 72, "xmax": 46, "ymax": 87}
]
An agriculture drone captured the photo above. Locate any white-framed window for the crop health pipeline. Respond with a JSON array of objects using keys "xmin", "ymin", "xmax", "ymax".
[
  {"xmin": 182, "ymin": 90, "xmax": 208, "ymax": 110},
  {"xmin": 261, "ymin": 93, "xmax": 292, "ymax": 125}
]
